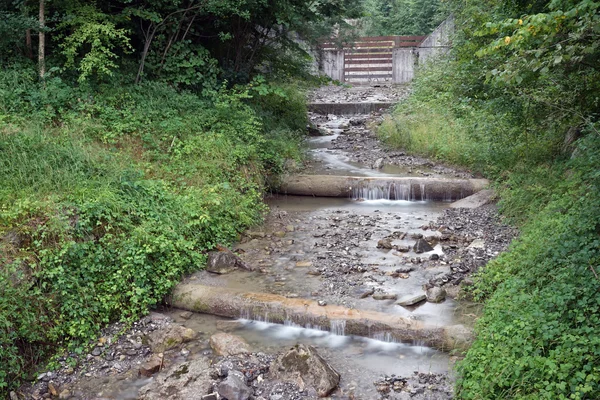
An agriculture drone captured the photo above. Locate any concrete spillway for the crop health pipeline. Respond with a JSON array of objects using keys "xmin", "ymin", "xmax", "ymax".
[
  {"xmin": 277, "ymin": 175, "xmax": 489, "ymax": 202},
  {"xmin": 172, "ymin": 284, "xmax": 473, "ymax": 352}
]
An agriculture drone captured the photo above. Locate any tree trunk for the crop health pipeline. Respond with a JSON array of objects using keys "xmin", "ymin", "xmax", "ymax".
[
  {"xmin": 38, "ymin": 0, "xmax": 45, "ymax": 79},
  {"xmin": 26, "ymin": 29, "xmax": 33, "ymax": 59}
]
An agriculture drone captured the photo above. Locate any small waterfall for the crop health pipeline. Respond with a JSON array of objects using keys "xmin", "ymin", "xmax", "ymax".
[
  {"xmin": 330, "ymin": 319, "xmax": 346, "ymax": 336},
  {"xmin": 419, "ymin": 183, "xmax": 427, "ymax": 201},
  {"xmin": 372, "ymin": 331, "xmax": 397, "ymax": 343},
  {"xmin": 352, "ymin": 182, "xmax": 417, "ymax": 201}
]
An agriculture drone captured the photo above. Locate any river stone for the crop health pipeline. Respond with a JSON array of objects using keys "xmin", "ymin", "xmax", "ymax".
[
  {"xmin": 209, "ymin": 333, "xmax": 251, "ymax": 356},
  {"xmin": 139, "ymin": 358, "xmax": 212, "ymax": 400},
  {"xmin": 397, "ymin": 294, "xmax": 427, "ymax": 306},
  {"xmin": 372, "ymin": 293, "xmax": 398, "ymax": 300},
  {"xmin": 295, "ymin": 261, "xmax": 313, "ymax": 267},
  {"xmin": 377, "ymin": 238, "xmax": 393, "ymax": 249},
  {"xmin": 468, "ymin": 239, "xmax": 485, "ymax": 249},
  {"xmin": 139, "ymin": 354, "xmax": 163, "ymax": 377},
  {"xmin": 413, "ymin": 239, "xmax": 434, "ymax": 254},
  {"xmin": 354, "ymin": 286, "xmax": 375, "ymax": 299},
  {"xmin": 426, "ymin": 287, "xmax": 447, "ymax": 303},
  {"xmin": 146, "ymin": 324, "xmax": 196, "ymax": 353},
  {"xmin": 217, "ymin": 370, "xmax": 252, "ymax": 400},
  {"xmin": 373, "ymin": 158, "xmax": 385, "ymax": 169},
  {"xmin": 271, "ymin": 344, "xmax": 340, "ymax": 397},
  {"xmin": 206, "ymin": 249, "xmax": 252, "ymax": 274}
]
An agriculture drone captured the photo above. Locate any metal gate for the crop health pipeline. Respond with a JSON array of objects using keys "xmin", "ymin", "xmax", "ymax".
[{"xmin": 319, "ymin": 36, "xmax": 425, "ymax": 84}]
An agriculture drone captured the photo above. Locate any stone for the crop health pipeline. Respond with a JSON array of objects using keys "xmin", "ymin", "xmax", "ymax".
[
  {"xmin": 377, "ymin": 238, "xmax": 393, "ymax": 249},
  {"xmin": 373, "ymin": 158, "xmax": 385, "ymax": 169},
  {"xmin": 354, "ymin": 287, "xmax": 375, "ymax": 299},
  {"xmin": 209, "ymin": 333, "xmax": 251, "ymax": 356},
  {"xmin": 218, "ymin": 371, "xmax": 252, "ymax": 400},
  {"xmin": 270, "ymin": 344, "xmax": 340, "ymax": 397},
  {"xmin": 372, "ymin": 293, "xmax": 398, "ymax": 300},
  {"xmin": 206, "ymin": 249, "xmax": 252, "ymax": 274},
  {"xmin": 395, "ymin": 266, "xmax": 414, "ymax": 273},
  {"xmin": 139, "ymin": 355, "xmax": 163, "ymax": 377},
  {"xmin": 179, "ymin": 311, "xmax": 193, "ymax": 320},
  {"xmin": 9, "ymin": 392, "xmax": 18, "ymax": 400},
  {"xmin": 146, "ymin": 324, "xmax": 196, "ymax": 353},
  {"xmin": 426, "ymin": 287, "xmax": 447, "ymax": 303},
  {"xmin": 468, "ymin": 239, "xmax": 485, "ymax": 249},
  {"xmin": 247, "ymin": 231, "xmax": 266, "ymax": 238},
  {"xmin": 429, "ymin": 253, "xmax": 440, "ymax": 261},
  {"xmin": 58, "ymin": 390, "xmax": 71, "ymax": 400},
  {"xmin": 413, "ymin": 239, "xmax": 434, "ymax": 254},
  {"xmin": 202, "ymin": 394, "xmax": 218, "ymax": 400},
  {"xmin": 139, "ymin": 358, "xmax": 212, "ymax": 400},
  {"xmin": 318, "ymin": 300, "xmax": 327, "ymax": 306},
  {"xmin": 395, "ymin": 245, "xmax": 410, "ymax": 252},
  {"xmin": 285, "ymin": 225, "xmax": 295, "ymax": 232},
  {"xmin": 397, "ymin": 294, "xmax": 427, "ymax": 306},
  {"xmin": 295, "ymin": 261, "xmax": 312, "ymax": 267},
  {"xmin": 91, "ymin": 346, "xmax": 102, "ymax": 356}
]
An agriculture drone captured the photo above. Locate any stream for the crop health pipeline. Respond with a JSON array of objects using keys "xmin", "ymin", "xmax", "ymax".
[{"xmin": 22, "ymin": 85, "xmax": 509, "ymax": 400}]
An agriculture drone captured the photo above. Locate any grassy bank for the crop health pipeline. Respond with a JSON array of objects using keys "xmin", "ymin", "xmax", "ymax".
[
  {"xmin": 0, "ymin": 67, "xmax": 307, "ymax": 393},
  {"xmin": 379, "ymin": 58, "xmax": 600, "ymax": 398}
]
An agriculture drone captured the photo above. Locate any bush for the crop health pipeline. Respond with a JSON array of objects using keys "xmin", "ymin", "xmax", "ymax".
[{"xmin": 0, "ymin": 70, "xmax": 304, "ymax": 394}]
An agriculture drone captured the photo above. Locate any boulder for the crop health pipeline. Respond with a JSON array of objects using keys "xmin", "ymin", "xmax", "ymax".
[
  {"xmin": 146, "ymin": 324, "xmax": 196, "ymax": 353},
  {"xmin": 426, "ymin": 287, "xmax": 447, "ymax": 303},
  {"xmin": 209, "ymin": 333, "xmax": 251, "ymax": 356},
  {"xmin": 373, "ymin": 158, "xmax": 385, "ymax": 169},
  {"xmin": 217, "ymin": 370, "xmax": 252, "ymax": 400},
  {"xmin": 270, "ymin": 344, "xmax": 340, "ymax": 397},
  {"xmin": 206, "ymin": 250, "xmax": 252, "ymax": 274},
  {"xmin": 413, "ymin": 239, "xmax": 434, "ymax": 254}
]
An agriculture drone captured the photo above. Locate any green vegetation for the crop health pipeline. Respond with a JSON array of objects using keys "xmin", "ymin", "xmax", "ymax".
[
  {"xmin": 0, "ymin": 0, "xmax": 362, "ymax": 394},
  {"xmin": 379, "ymin": 1, "xmax": 600, "ymax": 398},
  {"xmin": 361, "ymin": 0, "xmax": 446, "ymax": 36}
]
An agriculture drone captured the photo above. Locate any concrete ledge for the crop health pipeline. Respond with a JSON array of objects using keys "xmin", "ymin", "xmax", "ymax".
[
  {"xmin": 277, "ymin": 175, "xmax": 489, "ymax": 202},
  {"xmin": 450, "ymin": 189, "xmax": 495, "ymax": 209},
  {"xmin": 172, "ymin": 284, "xmax": 473, "ymax": 352},
  {"xmin": 308, "ymin": 102, "xmax": 394, "ymax": 115}
]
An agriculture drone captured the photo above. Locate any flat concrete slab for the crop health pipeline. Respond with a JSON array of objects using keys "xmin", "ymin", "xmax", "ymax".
[{"xmin": 449, "ymin": 189, "xmax": 495, "ymax": 209}]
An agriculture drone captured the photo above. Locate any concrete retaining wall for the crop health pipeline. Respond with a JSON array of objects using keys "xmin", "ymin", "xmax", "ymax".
[
  {"xmin": 392, "ymin": 48, "xmax": 416, "ymax": 83},
  {"xmin": 418, "ymin": 16, "xmax": 454, "ymax": 64},
  {"xmin": 320, "ymin": 50, "xmax": 344, "ymax": 82}
]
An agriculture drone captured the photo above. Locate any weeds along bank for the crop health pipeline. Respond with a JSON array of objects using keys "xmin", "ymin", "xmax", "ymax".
[
  {"xmin": 378, "ymin": 0, "xmax": 600, "ymax": 398},
  {"xmin": 0, "ymin": 66, "xmax": 308, "ymax": 393}
]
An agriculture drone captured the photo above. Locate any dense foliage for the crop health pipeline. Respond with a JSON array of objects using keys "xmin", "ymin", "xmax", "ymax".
[
  {"xmin": 378, "ymin": 0, "xmax": 600, "ymax": 398},
  {"xmin": 0, "ymin": 0, "xmax": 361, "ymax": 394},
  {"xmin": 360, "ymin": 0, "xmax": 446, "ymax": 36}
]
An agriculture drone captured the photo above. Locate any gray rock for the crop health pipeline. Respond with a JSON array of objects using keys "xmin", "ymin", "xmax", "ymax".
[
  {"xmin": 426, "ymin": 287, "xmax": 447, "ymax": 303},
  {"xmin": 373, "ymin": 158, "xmax": 385, "ymax": 169},
  {"xmin": 372, "ymin": 293, "xmax": 398, "ymax": 300},
  {"xmin": 413, "ymin": 239, "xmax": 434, "ymax": 254},
  {"xmin": 377, "ymin": 238, "xmax": 393, "ymax": 249},
  {"xmin": 271, "ymin": 344, "xmax": 340, "ymax": 397},
  {"xmin": 202, "ymin": 394, "xmax": 218, "ymax": 400},
  {"xmin": 139, "ymin": 358, "xmax": 212, "ymax": 400},
  {"xmin": 146, "ymin": 324, "xmax": 196, "ymax": 353},
  {"xmin": 467, "ymin": 239, "xmax": 485, "ymax": 249},
  {"xmin": 209, "ymin": 333, "xmax": 251, "ymax": 356},
  {"xmin": 206, "ymin": 250, "xmax": 252, "ymax": 274},
  {"xmin": 397, "ymin": 294, "xmax": 427, "ymax": 306},
  {"xmin": 354, "ymin": 287, "xmax": 375, "ymax": 299},
  {"xmin": 217, "ymin": 371, "xmax": 252, "ymax": 400}
]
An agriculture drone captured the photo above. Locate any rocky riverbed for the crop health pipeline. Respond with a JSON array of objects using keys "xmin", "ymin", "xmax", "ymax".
[{"xmin": 16, "ymin": 85, "xmax": 519, "ymax": 400}]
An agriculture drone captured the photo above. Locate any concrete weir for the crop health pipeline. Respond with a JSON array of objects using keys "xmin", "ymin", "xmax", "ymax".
[
  {"xmin": 277, "ymin": 175, "xmax": 489, "ymax": 201},
  {"xmin": 172, "ymin": 284, "xmax": 473, "ymax": 352},
  {"xmin": 308, "ymin": 102, "xmax": 394, "ymax": 116}
]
